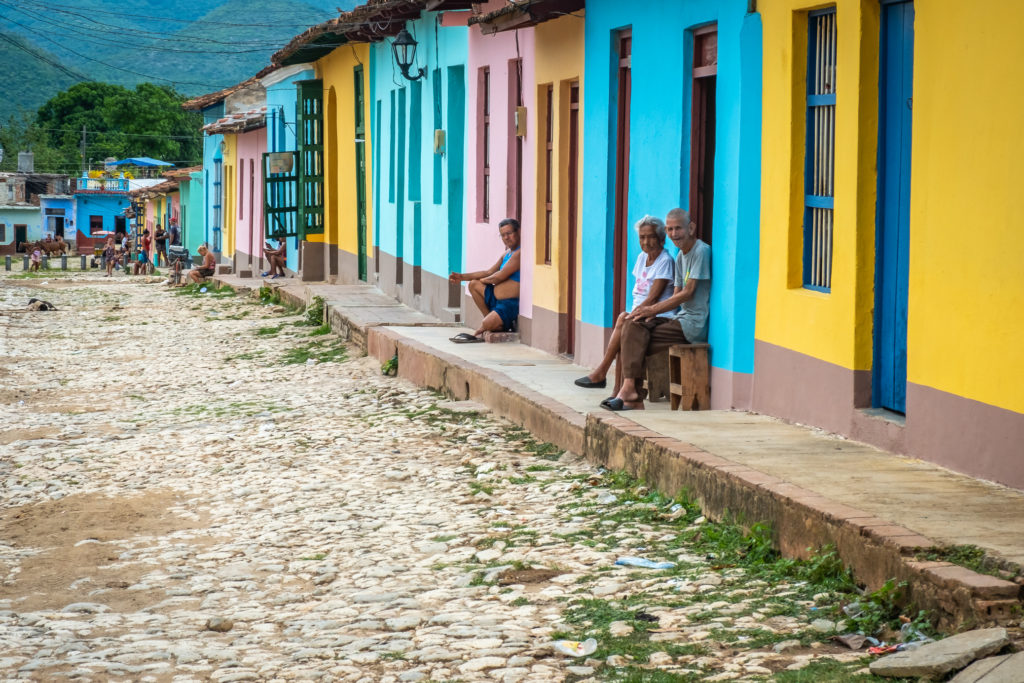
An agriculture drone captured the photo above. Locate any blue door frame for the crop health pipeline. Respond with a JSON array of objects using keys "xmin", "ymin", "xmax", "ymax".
[{"xmin": 874, "ymin": 0, "xmax": 914, "ymax": 413}]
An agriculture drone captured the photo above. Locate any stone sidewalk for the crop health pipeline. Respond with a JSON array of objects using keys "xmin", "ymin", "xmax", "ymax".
[{"xmin": 214, "ymin": 275, "xmax": 1024, "ymax": 629}]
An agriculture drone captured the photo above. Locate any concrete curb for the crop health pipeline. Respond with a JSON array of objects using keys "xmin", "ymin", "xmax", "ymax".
[{"xmin": 211, "ymin": 276, "xmax": 1021, "ymax": 631}]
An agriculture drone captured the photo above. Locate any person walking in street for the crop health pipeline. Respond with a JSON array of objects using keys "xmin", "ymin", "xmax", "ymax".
[{"xmin": 103, "ymin": 236, "xmax": 118, "ymax": 277}]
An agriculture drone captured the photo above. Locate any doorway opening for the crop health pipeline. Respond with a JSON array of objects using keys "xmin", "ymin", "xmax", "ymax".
[
  {"xmin": 612, "ymin": 30, "xmax": 632, "ymax": 319},
  {"xmin": 690, "ymin": 26, "xmax": 717, "ymax": 244}
]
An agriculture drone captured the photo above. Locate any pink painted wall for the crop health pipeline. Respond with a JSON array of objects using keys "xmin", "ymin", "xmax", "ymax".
[
  {"xmin": 234, "ymin": 127, "xmax": 267, "ymax": 259},
  {"xmin": 465, "ymin": 9, "xmax": 537, "ymax": 318}
]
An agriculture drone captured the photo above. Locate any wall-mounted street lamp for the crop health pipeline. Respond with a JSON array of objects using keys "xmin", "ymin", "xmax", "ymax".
[{"xmin": 392, "ymin": 29, "xmax": 426, "ymax": 81}]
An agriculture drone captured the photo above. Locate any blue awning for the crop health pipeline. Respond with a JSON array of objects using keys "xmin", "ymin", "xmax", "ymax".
[{"xmin": 108, "ymin": 157, "xmax": 173, "ymax": 167}]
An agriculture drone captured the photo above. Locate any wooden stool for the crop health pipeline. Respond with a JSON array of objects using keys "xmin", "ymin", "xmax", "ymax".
[
  {"xmin": 669, "ymin": 343, "xmax": 710, "ymax": 410},
  {"xmin": 645, "ymin": 349, "xmax": 670, "ymax": 402}
]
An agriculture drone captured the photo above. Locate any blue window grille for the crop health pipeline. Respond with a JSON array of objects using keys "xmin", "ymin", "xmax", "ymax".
[
  {"xmin": 803, "ymin": 8, "xmax": 837, "ymax": 291},
  {"xmin": 212, "ymin": 157, "xmax": 223, "ymax": 252}
]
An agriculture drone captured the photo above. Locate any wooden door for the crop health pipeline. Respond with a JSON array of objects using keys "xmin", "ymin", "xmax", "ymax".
[
  {"xmin": 875, "ymin": 0, "xmax": 914, "ymax": 413},
  {"xmin": 565, "ymin": 82, "xmax": 580, "ymax": 355},
  {"xmin": 354, "ymin": 66, "xmax": 368, "ymax": 281},
  {"xmin": 690, "ymin": 26, "xmax": 717, "ymax": 244},
  {"xmin": 612, "ymin": 31, "xmax": 632, "ymax": 318}
]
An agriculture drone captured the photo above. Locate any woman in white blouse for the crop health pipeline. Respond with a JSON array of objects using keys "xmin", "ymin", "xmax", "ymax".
[{"xmin": 574, "ymin": 215, "xmax": 675, "ymax": 390}]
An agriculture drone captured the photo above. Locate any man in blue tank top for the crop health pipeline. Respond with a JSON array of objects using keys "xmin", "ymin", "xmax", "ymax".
[{"xmin": 448, "ymin": 218, "xmax": 521, "ymax": 342}]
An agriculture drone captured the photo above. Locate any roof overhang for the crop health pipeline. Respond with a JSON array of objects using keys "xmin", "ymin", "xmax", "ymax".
[
  {"xmin": 182, "ymin": 66, "xmax": 276, "ymax": 111},
  {"xmin": 273, "ymin": 0, "xmax": 437, "ymax": 66},
  {"xmin": 470, "ymin": 0, "xmax": 584, "ymax": 34}
]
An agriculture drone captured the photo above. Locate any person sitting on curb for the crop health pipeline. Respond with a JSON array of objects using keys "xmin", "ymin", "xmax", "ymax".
[
  {"xmin": 574, "ymin": 215, "xmax": 675, "ymax": 390},
  {"xmin": 448, "ymin": 218, "xmax": 521, "ymax": 343},
  {"xmin": 601, "ymin": 208, "xmax": 711, "ymax": 411},
  {"xmin": 189, "ymin": 244, "xmax": 217, "ymax": 284},
  {"xmin": 262, "ymin": 239, "xmax": 287, "ymax": 279}
]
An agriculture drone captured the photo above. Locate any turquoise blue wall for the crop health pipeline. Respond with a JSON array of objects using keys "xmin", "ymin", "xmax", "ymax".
[
  {"xmin": 266, "ymin": 67, "xmax": 315, "ymax": 273},
  {"xmin": 0, "ymin": 207, "xmax": 41, "ymax": 247},
  {"xmin": 580, "ymin": 0, "xmax": 762, "ymax": 378},
  {"xmin": 201, "ymin": 102, "xmax": 224, "ymax": 256},
  {"xmin": 73, "ymin": 193, "xmax": 130, "ymax": 236},
  {"xmin": 370, "ymin": 14, "xmax": 467, "ymax": 282},
  {"xmin": 180, "ymin": 171, "xmax": 205, "ymax": 254}
]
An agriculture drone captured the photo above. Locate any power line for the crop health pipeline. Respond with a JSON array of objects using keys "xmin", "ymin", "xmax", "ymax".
[
  {"xmin": 16, "ymin": 0, "xmax": 335, "ymax": 30},
  {"xmin": 0, "ymin": 12, "xmax": 231, "ymax": 90},
  {"xmin": 5, "ymin": 1, "xmax": 300, "ymax": 48},
  {"xmin": 0, "ymin": 6, "xmax": 292, "ymax": 55},
  {"xmin": 0, "ymin": 31, "xmax": 87, "ymax": 83}
]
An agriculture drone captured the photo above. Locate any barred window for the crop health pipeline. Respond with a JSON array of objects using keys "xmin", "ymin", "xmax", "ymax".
[{"xmin": 804, "ymin": 8, "xmax": 836, "ymax": 291}]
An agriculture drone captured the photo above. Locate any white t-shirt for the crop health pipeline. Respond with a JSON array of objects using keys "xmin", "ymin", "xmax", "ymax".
[{"xmin": 631, "ymin": 249, "xmax": 676, "ymax": 317}]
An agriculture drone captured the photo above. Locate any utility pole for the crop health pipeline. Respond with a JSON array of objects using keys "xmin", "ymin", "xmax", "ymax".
[{"xmin": 80, "ymin": 125, "xmax": 87, "ymax": 175}]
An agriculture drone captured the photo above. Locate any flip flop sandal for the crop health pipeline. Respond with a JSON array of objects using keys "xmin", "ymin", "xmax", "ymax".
[
  {"xmin": 600, "ymin": 397, "xmax": 636, "ymax": 412},
  {"xmin": 449, "ymin": 333, "xmax": 484, "ymax": 344},
  {"xmin": 574, "ymin": 376, "xmax": 607, "ymax": 389}
]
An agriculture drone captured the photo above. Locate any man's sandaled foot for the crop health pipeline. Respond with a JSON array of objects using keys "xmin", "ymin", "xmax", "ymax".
[
  {"xmin": 599, "ymin": 397, "xmax": 643, "ymax": 411},
  {"xmin": 450, "ymin": 332, "xmax": 484, "ymax": 344}
]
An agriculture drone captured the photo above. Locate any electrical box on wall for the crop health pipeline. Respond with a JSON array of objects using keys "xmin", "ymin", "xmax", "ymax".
[
  {"xmin": 515, "ymin": 106, "xmax": 527, "ymax": 137},
  {"xmin": 433, "ymin": 129, "xmax": 446, "ymax": 155}
]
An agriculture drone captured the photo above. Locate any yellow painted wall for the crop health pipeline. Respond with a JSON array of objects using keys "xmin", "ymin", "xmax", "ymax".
[
  {"xmin": 316, "ymin": 43, "xmax": 372, "ymax": 259},
  {"xmin": 532, "ymin": 14, "xmax": 584, "ymax": 316},
  {"xmin": 222, "ymin": 134, "xmax": 237, "ymax": 257},
  {"xmin": 756, "ymin": 0, "xmax": 879, "ymax": 372},
  {"xmin": 908, "ymin": 2, "xmax": 1024, "ymax": 413}
]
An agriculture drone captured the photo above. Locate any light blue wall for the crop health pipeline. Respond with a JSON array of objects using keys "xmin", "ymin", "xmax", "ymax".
[
  {"xmin": 0, "ymin": 206, "xmax": 41, "ymax": 246},
  {"xmin": 266, "ymin": 67, "xmax": 315, "ymax": 273},
  {"xmin": 201, "ymin": 102, "xmax": 225, "ymax": 256},
  {"xmin": 40, "ymin": 197, "xmax": 74, "ymax": 238},
  {"xmin": 580, "ymin": 0, "xmax": 762, "ymax": 377},
  {"xmin": 73, "ymin": 193, "xmax": 129, "ymax": 236},
  {"xmin": 370, "ymin": 14, "xmax": 468, "ymax": 283}
]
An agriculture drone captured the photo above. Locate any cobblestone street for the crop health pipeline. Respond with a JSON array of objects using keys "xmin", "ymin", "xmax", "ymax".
[{"xmin": 0, "ymin": 274, "xmax": 917, "ymax": 682}]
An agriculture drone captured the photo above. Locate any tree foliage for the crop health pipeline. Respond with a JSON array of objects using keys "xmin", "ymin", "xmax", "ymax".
[{"xmin": 0, "ymin": 81, "xmax": 202, "ymax": 175}]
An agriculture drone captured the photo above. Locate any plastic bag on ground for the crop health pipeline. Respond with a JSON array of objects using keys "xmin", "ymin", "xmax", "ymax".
[
  {"xmin": 615, "ymin": 556, "xmax": 676, "ymax": 570},
  {"xmin": 552, "ymin": 638, "xmax": 598, "ymax": 657}
]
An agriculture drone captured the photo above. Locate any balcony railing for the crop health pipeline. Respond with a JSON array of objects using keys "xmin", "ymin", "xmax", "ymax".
[{"xmin": 75, "ymin": 177, "xmax": 130, "ymax": 192}]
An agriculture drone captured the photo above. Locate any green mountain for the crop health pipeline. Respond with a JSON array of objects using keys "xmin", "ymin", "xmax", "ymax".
[
  {"xmin": 1, "ymin": 0, "xmax": 359, "ymax": 119},
  {"xmin": 0, "ymin": 30, "xmax": 84, "ymax": 121}
]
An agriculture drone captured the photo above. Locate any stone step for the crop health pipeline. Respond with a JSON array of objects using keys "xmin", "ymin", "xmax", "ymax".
[{"xmin": 438, "ymin": 307, "xmax": 462, "ymax": 324}]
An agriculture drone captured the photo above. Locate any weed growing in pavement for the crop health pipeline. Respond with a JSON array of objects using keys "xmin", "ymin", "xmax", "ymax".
[
  {"xmin": 298, "ymin": 553, "xmax": 328, "ymax": 561},
  {"xmin": 503, "ymin": 425, "xmax": 564, "ymax": 460},
  {"xmin": 915, "ymin": 544, "xmax": 1008, "ymax": 578},
  {"xmin": 280, "ymin": 338, "xmax": 348, "ymax": 365},
  {"xmin": 431, "ymin": 534, "xmax": 458, "ymax": 543},
  {"xmin": 256, "ymin": 325, "xmax": 284, "ymax": 336},
  {"xmin": 467, "ymin": 481, "xmax": 495, "ymax": 497},
  {"xmin": 225, "ymin": 349, "xmax": 267, "ymax": 362},
  {"xmin": 175, "ymin": 283, "xmax": 235, "ymax": 298},
  {"xmin": 772, "ymin": 657, "xmax": 915, "ymax": 683},
  {"xmin": 381, "ymin": 354, "xmax": 398, "ymax": 376},
  {"xmin": 258, "ymin": 284, "xmax": 281, "ymax": 305},
  {"xmin": 297, "ymin": 295, "xmax": 326, "ymax": 326}
]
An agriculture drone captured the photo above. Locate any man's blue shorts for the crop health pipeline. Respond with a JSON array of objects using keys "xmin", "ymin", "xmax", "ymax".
[{"xmin": 484, "ymin": 284, "xmax": 519, "ymax": 332}]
